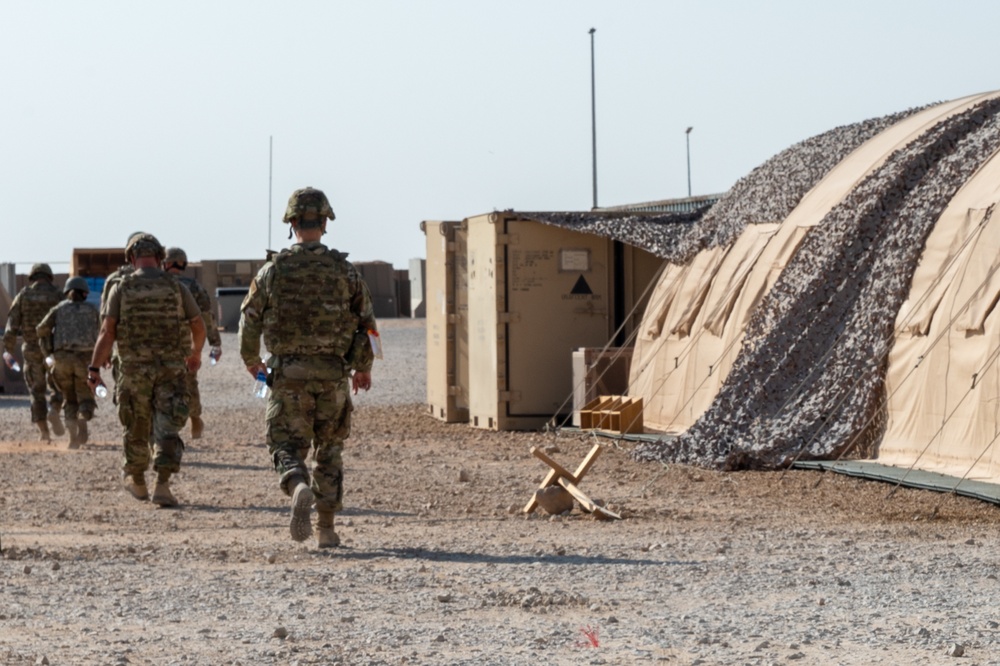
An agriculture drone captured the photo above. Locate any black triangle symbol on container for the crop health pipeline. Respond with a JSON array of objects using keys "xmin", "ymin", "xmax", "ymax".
[{"xmin": 571, "ymin": 275, "xmax": 593, "ymax": 295}]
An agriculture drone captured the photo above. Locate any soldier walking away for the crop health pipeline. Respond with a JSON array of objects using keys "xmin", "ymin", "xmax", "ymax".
[
  {"xmin": 3, "ymin": 263, "xmax": 66, "ymax": 441},
  {"xmin": 87, "ymin": 233, "xmax": 206, "ymax": 507},
  {"xmin": 239, "ymin": 186, "xmax": 376, "ymax": 548},
  {"xmin": 162, "ymin": 246, "xmax": 222, "ymax": 440},
  {"xmin": 36, "ymin": 276, "xmax": 101, "ymax": 448},
  {"xmin": 99, "ymin": 233, "xmax": 143, "ymax": 404}
]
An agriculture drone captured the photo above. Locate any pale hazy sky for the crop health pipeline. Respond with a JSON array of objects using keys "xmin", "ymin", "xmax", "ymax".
[{"xmin": 2, "ymin": 1, "xmax": 998, "ymax": 273}]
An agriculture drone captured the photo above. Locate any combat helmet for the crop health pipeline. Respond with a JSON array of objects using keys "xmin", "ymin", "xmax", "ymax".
[
  {"xmin": 125, "ymin": 232, "xmax": 165, "ymax": 263},
  {"xmin": 164, "ymin": 247, "xmax": 188, "ymax": 269},
  {"xmin": 64, "ymin": 276, "xmax": 90, "ymax": 295},
  {"xmin": 29, "ymin": 263, "xmax": 54, "ymax": 281},
  {"xmin": 283, "ymin": 187, "xmax": 336, "ymax": 228}
]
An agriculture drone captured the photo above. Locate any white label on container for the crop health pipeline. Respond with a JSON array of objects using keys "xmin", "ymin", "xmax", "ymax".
[{"xmin": 560, "ymin": 249, "xmax": 590, "ymax": 272}]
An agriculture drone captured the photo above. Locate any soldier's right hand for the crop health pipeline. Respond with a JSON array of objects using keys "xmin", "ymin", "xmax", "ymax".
[{"xmin": 185, "ymin": 354, "xmax": 202, "ymax": 373}]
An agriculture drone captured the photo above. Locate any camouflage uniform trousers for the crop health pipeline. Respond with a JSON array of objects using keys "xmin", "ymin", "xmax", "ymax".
[
  {"xmin": 51, "ymin": 350, "xmax": 96, "ymax": 422},
  {"xmin": 117, "ymin": 360, "xmax": 189, "ymax": 476},
  {"xmin": 22, "ymin": 345, "xmax": 64, "ymax": 423},
  {"xmin": 266, "ymin": 372, "xmax": 352, "ymax": 514},
  {"xmin": 184, "ymin": 369, "xmax": 202, "ymax": 420}
]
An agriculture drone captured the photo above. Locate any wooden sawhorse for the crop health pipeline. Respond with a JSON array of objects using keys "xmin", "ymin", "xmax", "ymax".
[{"xmin": 523, "ymin": 443, "xmax": 620, "ymax": 520}]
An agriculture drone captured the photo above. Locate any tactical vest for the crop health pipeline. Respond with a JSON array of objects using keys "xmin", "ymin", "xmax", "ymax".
[
  {"xmin": 53, "ymin": 301, "xmax": 100, "ymax": 352},
  {"xmin": 262, "ymin": 248, "xmax": 360, "ymax": 357},
  {"xmin": 116, "ymin": 272, "xmax": 187, "ymax": 362},
  {"xmin": 101, "ymin": 265, "xmax": 134, "ymax": 317},
  {"xmin": 17, "ymin": 282, "xmax": 62, "ymax": 346},
  {"xmin": 177, "ymin": 275, "xmax": 210, "ymax": 311}
]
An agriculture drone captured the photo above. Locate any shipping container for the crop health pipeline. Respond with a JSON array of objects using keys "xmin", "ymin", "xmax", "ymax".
[
  {"xmin": 199, "ymin": 259, "xmax": 268, "ymax": 331},
  {"xmin": 355, "ymin": 261, "xmax": 398, "ymax": 318},
  {"xmin": 394, "ymin": 268, "xmax": 411, "ymax": 318},
  {"xmin": 423, "ymin": 220, "xmax": 468, "ymax": 422},
  {"xmin": 457, "ymin": 212, "xmax": 662, "ymax": 431},
  {"xmin": 71, "ymin": 248, "xmax": 127, "ymax": 279},
  {"xmin": 409, "ymin": 258, "xmax": 426, "ymax": 318}
]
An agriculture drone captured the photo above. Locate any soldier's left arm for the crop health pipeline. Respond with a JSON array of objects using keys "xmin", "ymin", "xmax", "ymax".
[
  {"xmin": 35, "ymin": 308, "xmax": 57, "ymax": 357},
  {"xmin": 178, "ymin": 284, "xmax": 206, "ymax": 368},
  {"xmin": 186, "ymin": 281, "xmax": 222, "ymax": 349},
  {"xmin": 186, "ymin": 316, "xmax": 206, "ymax": 372},
  {"xmin": 89, "ymin": 317, "xmax": 117, "ymax": 370},
  {"xmin": 350, "ymin": 274, "xmax": 378, "ymax": 373},
  {"xmin": 238, "ymin": 265, "xmax": 271, "ymax": 373}
]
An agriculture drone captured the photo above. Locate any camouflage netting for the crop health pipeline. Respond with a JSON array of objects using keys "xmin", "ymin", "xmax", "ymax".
[
  {"xmin": 515, "ymin": 107, "xmax": 921, "ymax": 263},
  {"xmin": 634, "ymin": 96, "xmax": 1000, "ymax": 470}
]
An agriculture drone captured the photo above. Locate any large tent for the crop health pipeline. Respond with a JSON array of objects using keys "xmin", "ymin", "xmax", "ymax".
[{"xmin": 620, "ymin": 91, "xmax": 1000, "ymax": 483}]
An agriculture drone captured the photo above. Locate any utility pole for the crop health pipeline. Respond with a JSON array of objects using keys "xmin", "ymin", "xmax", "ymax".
[
  {"xmin": 268, "ymin": 135, "xmax": 273, "ymax": 249},
  {"xmin": 685, "ymin": 126, "xmax": 693, "ymax": 197},
  {"xmin": 590, "ymin": 28, "xmax": 598, "ymax": 209}
]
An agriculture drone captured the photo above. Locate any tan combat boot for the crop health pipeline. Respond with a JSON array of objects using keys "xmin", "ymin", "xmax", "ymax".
[
  {"xmin": 76, "ymin": 420, "xmax": 89, "ymax": 446},
  {"xmin": 36, "ymin": 420, "xmax": 51, "ymax": 442},
  {"xmin": 190, "ymin": 416, "xmax": 204, "ymax": 440},
  {"xmin": 47, "ymin": 411, "xmax": 65, "ymax": 437},
  {"xmin": 316, "ymin": 509, "xmax": 340, "ymax": 548},
  {"xmin": 66, "ymin": 419, "xmax": 79, "ymax": 446},
  {"xmin": 289, "ymin": 480, "xmax": 314, "ymax": 543},
  {"xmin": 151, "ymin": 471, "xmax": 177, "ymax": 507},
  {"xmin": 67, "ymin": 419, "xmax": 88, "ymax": 449},
  {"xmin": 123, "ymin": 472, "xmax": 148, "ymax": 501}
]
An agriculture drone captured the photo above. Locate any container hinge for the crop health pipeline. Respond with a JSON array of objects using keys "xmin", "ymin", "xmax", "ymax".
[
  {"xmin": 496, "ymin": 233, "xmax": 516, "ymax": 245},
  {"xmin": 498, "ymin": 312, "xmax": 520, "ymax": 323},
  {"xmin": 499, "ymin": 390, "xmax": 521, "ymax": 402}
]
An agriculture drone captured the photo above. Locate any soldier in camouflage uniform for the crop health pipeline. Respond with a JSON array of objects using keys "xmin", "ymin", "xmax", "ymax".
[
  {"xmin": 36, "ymin": 276, "xmax": 101, "ymax": 448},
  {"xmin": 88, "ymin": 233, "xmax": 206, "ymax": 507},
  {"xmin": 100, "ymin": 257, "xmax": 137, "ymax": 404},
  {"xmin": 239, "ymin": 186, "xmax": 376, "ymax": 548},
  {"xmin": 162, "ymin": 247, "xmax": 222, "ymax": 440},
  {"xmin": 3, "ymin": 263, "xmax": 66, "ymax": 441}
]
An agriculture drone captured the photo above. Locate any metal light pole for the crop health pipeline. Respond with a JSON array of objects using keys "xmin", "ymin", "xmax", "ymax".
[
  {"xmin": 589, "ymin": 28, "xmax": 597, "ymax": 210},
  {"xmin": 685, "ymin": 126, "xmax": 693, "ymax": 197},
  {"xmin": 268, "ymin": 135, "xmax": 273, "ymax": 249}
]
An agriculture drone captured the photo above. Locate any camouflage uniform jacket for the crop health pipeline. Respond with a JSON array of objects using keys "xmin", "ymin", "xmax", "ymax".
[
  {"xmin": 36, "ymin": 300, "xmax": 101, "ymax": 356},
  {"xmin": 104, "ymin": 267, "xmax": 201, "ymax": 364},
  {"xmin": 3, "ymin": 280, "xmax": 63, "ymax": 354},
  {"xmin": 239, "ymin": 241, "xmax": 377, "ymax": 374},
  {"xmin": 174, "ymin": 275, "xmax": 222, "ymax": 347},
  {"xmin": 100, "ymin": 265, "xmax": 134, "ymax": 320}
]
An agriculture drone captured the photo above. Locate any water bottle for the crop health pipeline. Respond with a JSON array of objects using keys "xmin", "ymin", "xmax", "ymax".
[
  {"xmin": 254, "ymin": 369, "xmax": 268, "ymax": 399},
  {"xmin": 209, "ymin": 346, "xmax": 221, "ymax": 366},
  {"xmin": 3, "ymin": 352, "xmax": 20, "ymax": 373},
  {"xmin": 95, "ymin": 383, "xmax": 108, "ymax": 399}
]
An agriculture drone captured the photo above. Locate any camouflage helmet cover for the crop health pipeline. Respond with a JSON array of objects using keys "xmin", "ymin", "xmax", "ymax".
[
  {"xmin": 64, "ymin": 276, "xmax": 90, "ymax": 294},
  {"xmin": 125, "ymin": 232, "xmax": 165, "ymax": 262},
  {"xmin": 29, "ymin": 263, "xmax": 54, "ymax": 280},
  {"xmin": 164, "ymin": 247, "xmax": 188, "ymax": 265},
  {"xmin": 283, "ymin": 187, "xmax": 335, "ymax": 225}
]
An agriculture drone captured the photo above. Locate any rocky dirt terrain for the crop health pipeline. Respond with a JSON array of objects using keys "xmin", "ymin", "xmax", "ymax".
[{"xmin": 3, "ymin": 319, "xmax": 1000, "ymax": 665}]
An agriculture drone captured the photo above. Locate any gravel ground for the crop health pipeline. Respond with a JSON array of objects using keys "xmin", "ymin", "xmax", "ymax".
[{"xmin": 3, "ymin": 319, "xmax": 1000, "ymax": 665}]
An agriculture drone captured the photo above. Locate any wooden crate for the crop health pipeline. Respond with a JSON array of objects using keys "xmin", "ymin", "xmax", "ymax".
[
  {"xmin": 577, "ymin": 395, "xmax": 644, "ymax": 434},
  {"xmin": 609, "ymin": 397, "xmax": 644, "ymax": 434},
  {"xmin": 579, "ymin": 395, "xmax": 615, "ymax": 429}
]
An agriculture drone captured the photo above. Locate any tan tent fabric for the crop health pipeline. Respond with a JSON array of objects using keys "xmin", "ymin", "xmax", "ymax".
[
  {"xmin": 880, "ymin": 149, "xmax": 1000, "ymax": 481},
  {"xmin": 630, "ymin": 91, "xmax": 1000, "ymax": 436}
]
